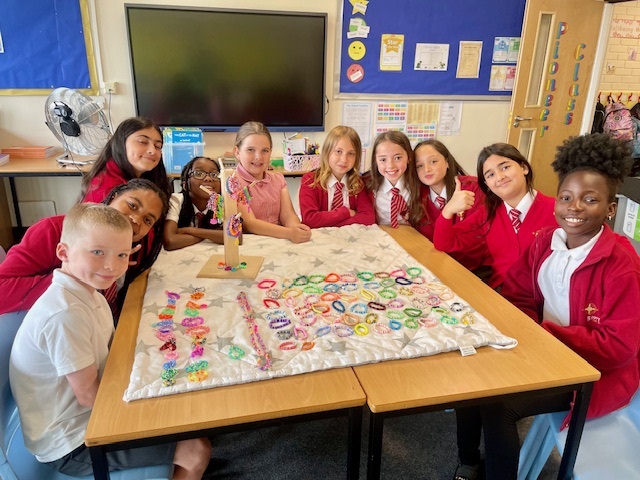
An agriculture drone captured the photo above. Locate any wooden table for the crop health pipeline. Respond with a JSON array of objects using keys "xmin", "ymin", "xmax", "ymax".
[
  {"xmin": 0, "ymin": 155, "xmax": 91, "ymax": 227},
  {"xmin": 355, "ymin": 226, "xmax": 600, "ymax": 480},
  {"xmin": 85, "ymin": 271, "xmax": 366, "ymax": 480}
]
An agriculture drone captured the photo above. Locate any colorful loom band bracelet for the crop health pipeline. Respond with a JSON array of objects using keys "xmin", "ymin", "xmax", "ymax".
[
  {"xmin": 266, "ymin": 310, "xmax": 288, "ymax": 320},
  {"xmin": 263, "ymin": 298, "xmax": 280, "ymax": 309},
  {"xmin": 308, "ymin": 274, "xmax": 326, "ymax": 284},
  {"xmin": 301, "ymin": 341, "xmax": 315, "ymax": 350},
  {"xmin": 387, "ymin": 299, "xmax": 405, "ymax": 309},
  {"xmin": 184, "ymin": 308, "xmax": 199, "ymax": 317},
  {"xmin": 186, "ymin": 325, "xmax": 211, "ymax": 337},
  {"xmin": 390, "ymin": 269, "xmax": 406, "ymax": 278},
  {"xmin": 395, "ymin": 276, "xmax": 413, "ymax": 286},
  {"xmin": 411, "ymin": 275, "xmax": 426, "ymax": 284},
  {"xmin": 164, "ymin": 350, "xmax": 179, "ymax": 360},
  {"xmin": 304, "ymin": 285, "xmax": 324, "ymax": 294},
  {"xmin": 283, "ymin": 288, "xmax": 303, "ymax": 298},
  {"xmin": 304, "ymin": 294, "xmax": 320, "ymax": 305},
  {"xmin": 357, "ymin": 271, "xmax": 375, "ymax": 281},
  {"xmin": 258, "ymin": 279, "xmax": 277, "ymax": 289},
  {"xmin": 373, "ymin": 323, "xmax": 391, "ymax": 334},
  {"xmin": 277, "ymin": 329, "xmax": 293, "ymax": 340},
  {"xmin": 426, "ymin": 295, "xmax": 441, "ymax": 306},
  {"xmin": 342, "ymin": 313, "xmax": 360, "ymax": 326},
  {"xmin": 340, "ymin": 273, "xmax": 357, "ymax": 283},
  {"xmin": 228, "ymin": 345, "xmax": 245, "ymax": 360},
  {"xmin": 340, "ymin": 293, "xmax": 358, "ymax": 303},
  {"xmin": 375, "ymin": 271, "xmax": 390, "ymax": 278},
  {"xmin": 269, "ymin": 318, "xmax": 291, "ymax": 329},
  {"xmin": 333, "ymin": 324, "xmax": 354, "ymax": 337},
  {"xmin": 403, "ymin": 307, "xmax": 422, "ymax": 318},
  {"xmin": 450, "ymin": 302, "xmax": 465, "ymax": 312},
  {"xmin": 354, "ymin": 323, "xmax": 369, "ymax": 336},
  {"xmin": 406, "ymin": 267, "xmax": 422, "ymax": 277},
  {"xmin": 439, "ymin": 291, "xmax": 455, "ymax": 301},
  {"xmin": 419, "ymin": 317, "xmax": 438, "ymax": 328},
  {"xmin": 363, "ymin": 281, "xmax": 381, "ymax": 290},
  {"xmin": 293, "ymin": 275, "xmax": 309, "ymax": 286},
  {"xmin": 285, "ymin": 296, "xmax": 298, "ymax": 308},
  {"xmin": 461, "ymin": 312, "xmax": 476, "ymax": 324},
  {"xmin": 386, "ymin": 310, "xmax": 405, "ymax": 320},
  {"xmin": 388, "ymin": 320, "xmax": 402, "ymax": 330},
  {"xmin": 378, "ymin": 288, "xmax": 397, "ymax": 299},
  {"xmin": 311, "ymin": 303, "xmax": 330, "ymax": 315},
  {"xmin": 321, "ymin": 292, "xmax": 340, "ymax": 301},
  {"xmin": 323, "ymin": 283, "xmax": 340, "ymax": 293},
  {"xmin": 360, "ymin": 289, "xmax": 376, "ymax": 301},
  {"xmin": 315, "ymin": 325, "xmax": 331, "ymax": 337},
  {"xmin": 331, "ymin": 300, "xmax": 346, "ymax": 313},
  {"xmin": 279, "ymin": 341, "xmax": 297, "ymax": 350},
  {"xmin": 324, "ymin": 272, "xmax": 340, "ymax": 283},
  {"xmin": 350, "ymin": 303, "xmax": 368, "ymax": 315},
  {"xmin": 380, "ymin": 278, "xmax": 396, "ymax": 288},
  {"xmin": 432, "ymin": 306, "xmax": 450, "ymax": 315},
  {"xmin": 294, "ymin": 325, "xmax": 308, "ymax": 340},
  {"xmin": 404, "ymin": 318, "xmax": 419, "ymax": 329},
  {"xmin": 398, "ymin": 287, "xmax": 414, "ymax": 296},
  {"xmin": 299, "ymin": 314, "xmax": 317, "ymax": 326},
  {"xmin": 265, "ymin": 288, "xmax": 281, "ymax": 299},
  {"xmin": 365, "ymin": 313, "xmax": 379, "ymax": 324},
  {"xmin": 341, "ymin": 282, "xmax": 358, "ymax": 292},
  {"xmin": 367, "ymin": 301, "xmax": 386, "ymax": 311},
  {"xmin": 440, "ymin": 315, "xmax": 458, "ymax": 324},
  {"xmin": 427, "ymin": 282, "xmax": 447, "ymax": 293},
  {"xmin": 411, "ymin": 285, "xmax": 428, "ymax": 295}
]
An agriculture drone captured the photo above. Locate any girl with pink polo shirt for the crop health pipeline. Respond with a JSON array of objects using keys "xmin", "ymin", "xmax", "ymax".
[{"xmin": 233, "ymin": 121, "xmax": 312, "ymax": 243}]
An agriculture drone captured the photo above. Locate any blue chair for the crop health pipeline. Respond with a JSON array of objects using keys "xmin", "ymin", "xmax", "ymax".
[
  {"xmin": 0, "ymin": 311, "xmax": 172, "ymax": 480},
  {"xmin": 518, "ymin": 390, "xmax": 640, "ymax": 480}
]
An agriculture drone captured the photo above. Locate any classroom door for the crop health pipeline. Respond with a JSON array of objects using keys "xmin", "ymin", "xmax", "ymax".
[{"xmin": 507, "ymin": 0, "xmax": 605, "ymax": 196}]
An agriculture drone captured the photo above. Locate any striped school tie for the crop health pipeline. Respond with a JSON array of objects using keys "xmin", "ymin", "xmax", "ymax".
[
  {"xmin": 102, "ymin": 282, "xmax": 118, "ymax": 306},
  {"xmin": 390, "ymin": 187, "xmax": 407, "ymax": 228},
  {"xmin": 435, "ymin": 195, "xmax": 445, "ymax": 210},
  {"xmin": 195, "ymin": 211, "xmax": 204, "ymax": 227},
  {"xmin": 509, "ymin": 208, "xmax": 522, "ymax": 233},
  {"xmin": 331, "ymin": 182, "xmax": 344, "ymax": 210}
]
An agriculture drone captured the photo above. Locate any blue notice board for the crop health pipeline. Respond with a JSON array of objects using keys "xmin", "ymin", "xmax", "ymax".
[
  {"xmin": 0, "ymin": 0, "xmax": 93, "ymax": 92},
  {"xmin": 339, "ymin": 0, "xmax": 526, "ymax": 97}
]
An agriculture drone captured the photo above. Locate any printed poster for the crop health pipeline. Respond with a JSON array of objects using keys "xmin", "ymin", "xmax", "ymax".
[
  {"xmin": 508, "ymin": 37, "xmax": 521, "ymax": 63},
  {"xmin": 492, "ymin": 37, "xmax": 509, "ymax": 63},
  {"xmin": 456, "ymin": 41, "xmax": 482, "ymax": 79},
  {"xmin": 414, "ymin": 43, "xmax": 449, "ymax": 71},
  {"xmin": 623, "ymin": 198, "xmax": 640, "ymax": 242},
  {"xmin": 438, "ymin": 101, "xmax": 462, "ymax": 136},
  {"xmin": 380, "ymin": 34, "xmax": 404, "ymax": 71},
  {"xmin": 342, "ymin": 102, "xmax": 374, "ymax": 147}
]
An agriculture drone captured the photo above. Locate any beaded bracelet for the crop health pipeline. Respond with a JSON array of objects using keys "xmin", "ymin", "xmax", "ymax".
[
  {"xmin": 461, "ymin": 312, "xmax": 476, "ymax": 325},
  {"xmin": 411, "ymin": 275, "xmax": 426, "ymax": 284},
  {"xmin": 403, "ymin": 307, "xmax": 422, "ymax": 318},
  {"xmin": 397, "ymin": 287, "xmax": 414, "ymax": 297},
  {"xmin": 373, "ymin": 323, "xmax": 391, "ymax": 334},
  {"xmin": 315, "ymin": 325, "xmax": 331, "ymax": 337},
  {"xmin": 279, "ymin": 341, "xmax": 297, "ymax": 350},
  {"xmin": 390, "ymin": 268, "xmax": 406, "ymax": 278},
  {"xmin": 440, "ymin": 315, "xmax": 458, "ymax": 325},
  {"xmin": 293, "ymin": 306, "xmax": 312, "ymax": 318},
  {"xmin": 282, "ymin": 287, "xmax": 303, "ymax": 298},
  {"xmin": 406, "ymin": 266, "xmax": 422, "ymax": 277},
  {"xmin": 299, "ymin": 313, "xmax": 317, "ymax": 326},
  {"xmin": 269, "ymin": 318, "xmax": 291, "ymax": 329},
  {"xmin": 350, "ymin": 303, "xmax": 368, "ymax": 315},
  {"xmin": 324, "ymin": 273, "xmax": 340, "ymax": 283},
  {"xmin": 378, "ymin": 288, "xmax": 397, "ymax": 299},
  {"xmin": 265, "ymin": 288, "xmax": 281, "ymax": 299},
  {"xmin": 362, "ymin": 281, "xmax": 381, "ymax": 290},
  {"xmin": 375, "ymin": 271, "xmax": 390, "ymax": 278},
  {"xmin": 341, "ymin": 282, "xmax": 358, "ymax": 292},
  {"xmin": 419, "ymin": 317, "xmax": 438, "ymax": 328},
  {"xmin": 340, "ymin": 293, "xmax": 358, "ymax": 303},
  {"xmin": 333, "ymin": 324, "xmax": 354, "ymax": 337},
  {"xmin": 432, "ymin": 306, "xmax": 450, "ymax": 315},
  {"xmin": 387, "ymin": 299, "xmax": 405, "ymax": 309},
  {"xmin": 360, "ymin": 289, "xmax": 376, "ymax": 301},
  {"xmin": 388, "ymin": 320, "xmax": 402, "ymax": 330},
  {"xmin": 304, "ymin": 285, "xmax": 324, "ymax": 294},
  {"xmin": 386, "ymin": 310, "xmax": 405, "ymax": 320},
  {"xmin": 263, "ymin": 298, "xmax": 280, "ymax": 309},
  {"xmin": 321, "ymin": 292, "xmax": 340, "ymax": 302},
  {"xmin": 365, "ymin": 312, "xmax": 379, "ymax": 324},
  {"xmin": 439, "ymin": 291, "xmax": 455, "ymax": 301},
  {"xmin": 323, "ymin": 283, "xmax": 340, "ymax": 293},
  {"xmin": 342, "ymin": 313, "xmax": 360, "ymax": 326},
  {"xmin": 311, "ymin": 303, "xmax": 330, "ymax": 315},
  {"xmin": 404, "ymin": 318, "xmax": 419, "ymax": 329},
  {"xmin": 228, "ymin": 345, "xmax": 245, "ymax": 360},
  {"xmin": 293, "ymin": 275, "xmax": 309, "ymax": 286},
  {"xmin": 426, "ymin": 295, "xmax": 442, "ymax": 306},
  {"xmin": 367, "ymin": 301, "xmax": 387, "ymax": 311},
  {"xmin": 340, "ymin": 273, "xmax": 357, "ymax": 283},
  {"xmin": 258, "ymin": 279, "xmax": 277, "ymax": 289},
  {"xmin": 380, "ymin": 278, "xmax": 396, "ymax": 288},
  {"xmin": 277, "ymin": 329, "xmax": 293, "ymax": 340},
  {"xmin": 294, "ymin": 325, "xmax": 308, "ymax": 340},
  {"xmin": 427, "ymin": 282, "xmax": 447, "ymax": 293},
  {"xmin": 395, "ymin": 276, "xmax": 413, "ymax": 286},
  {"xmin": 450, "ymin": 302, "xmax": 465, "ymax": 312},
  {"xmin": 411, "ymin": 285, "xmax": 428, "ymax": 295},
  {"xmin": 301, "ymin": 341, "xmax": 315, "ymax": 350},
  {"xmin": 285, "ymin": 296, "xmax": 297, "ymax": 308},
  {"xmin": 308, "ymin": 274, "xmax": 326, "ymax": 284},
  {"xmin": 357, "ymin": 271, "xmax": 375, "ymax": 281},
  {"xmin": 331, "ymin": 300, "xmax": 346, "ymax": 313},
  {"xmin": 304, "ymin": 294, "xmax": 320, "ymax": 305},
  {"xmin": 354, "ymin": 323, "xmax": 369, "ymax": 336}
]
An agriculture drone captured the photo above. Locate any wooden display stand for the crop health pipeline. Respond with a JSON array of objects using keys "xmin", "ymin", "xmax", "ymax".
[{"xmin": 197, "ymin": 161, "xmax": 263, "ymax": 279}]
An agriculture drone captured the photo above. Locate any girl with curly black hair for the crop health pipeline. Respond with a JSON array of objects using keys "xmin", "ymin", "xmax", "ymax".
[{"xmin": 476, "ymin": 133, "xmax": 640, "ymax": 480}]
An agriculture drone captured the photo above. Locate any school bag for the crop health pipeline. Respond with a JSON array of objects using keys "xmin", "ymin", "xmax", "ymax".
[{"xmin": 603, "ymin": 100, "xmax": 635, "ymax": 141}]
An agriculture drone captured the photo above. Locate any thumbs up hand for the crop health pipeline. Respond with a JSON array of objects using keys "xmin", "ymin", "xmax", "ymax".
[{"xmin": 442, "ymin": 177, "xmax": 475, "ymax": 220}]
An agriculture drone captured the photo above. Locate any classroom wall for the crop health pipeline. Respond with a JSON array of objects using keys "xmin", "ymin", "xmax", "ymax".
[
  {"xmin": 599, "ymin": 0, "xmax": 640, "ymax": 97},
  {"xmin": 0, "ymin": 0, "xmax": 511, "ymax": 224}
]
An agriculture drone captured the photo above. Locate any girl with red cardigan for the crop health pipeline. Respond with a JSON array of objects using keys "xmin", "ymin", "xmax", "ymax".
[
  {"xmin": 414, "ymin": 139, "xmax": 487, "ymax": 271},
  {"xmin": 434, "ymin": 143, "xmax": 557, "ymax": 290},
  {"xmin": 480, "ymin": 133, "xmax": 640, "ymax": 480},
  {"xmin": 299, "ymin": 126, "xmax": 374, "ymax": 228}
]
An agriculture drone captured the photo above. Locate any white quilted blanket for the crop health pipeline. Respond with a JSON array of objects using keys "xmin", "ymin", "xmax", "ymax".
[{"xmin": 124, "ymin": 225, "xmax": 516, "ymax": 402}]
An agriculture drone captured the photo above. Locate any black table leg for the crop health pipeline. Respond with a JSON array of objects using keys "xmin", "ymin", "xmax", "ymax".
[
  {"xmin": 347, "ymin": 405, "xmax": 363, "ymax": 480},
  {"xmin": 367, "ymin": 412, "xmax": 385, "ymax": 480},
  {"xmin": 89, "ymin": 445, "xmax": 110, "ymax": 480},
  {"xmin": 557, "ymin": 382, "xmax": 594, "ymax": 480}
]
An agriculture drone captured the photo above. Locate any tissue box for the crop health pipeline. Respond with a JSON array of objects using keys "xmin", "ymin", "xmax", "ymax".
[{"xmin": 162, "ymin": 128, "xmax": 205, "ymax": 173}]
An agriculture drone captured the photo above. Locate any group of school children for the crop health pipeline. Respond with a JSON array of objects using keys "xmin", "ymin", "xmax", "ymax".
[{"xmin": 0, "ymin": 116, "xmax": 638, "ymax": 480}]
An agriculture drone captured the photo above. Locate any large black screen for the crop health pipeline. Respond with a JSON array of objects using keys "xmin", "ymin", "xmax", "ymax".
[{"xmin": 125, "ymin": 5, "xmax": 327, "ymax": 132}]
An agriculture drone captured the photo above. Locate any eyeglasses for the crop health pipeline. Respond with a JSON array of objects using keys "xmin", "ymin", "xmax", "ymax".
[{"xmin": 190, "ymin": 170, "xmax": 221, "ymax": 181}]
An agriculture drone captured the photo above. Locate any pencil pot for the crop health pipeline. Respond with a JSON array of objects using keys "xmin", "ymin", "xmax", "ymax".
[{"xmin": 282, "ymin": 154, "xmax": 321, "ymax": 172}]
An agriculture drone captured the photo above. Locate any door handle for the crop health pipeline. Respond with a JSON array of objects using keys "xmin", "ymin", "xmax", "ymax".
[{"xmin": 513, "ymin": 116, "xmax": 532, "ymax": 128}]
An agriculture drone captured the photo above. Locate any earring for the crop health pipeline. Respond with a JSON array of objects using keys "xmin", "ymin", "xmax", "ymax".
[{"xmin": 607, "ymin": 215, "xmax": 613, "ymax": 221}]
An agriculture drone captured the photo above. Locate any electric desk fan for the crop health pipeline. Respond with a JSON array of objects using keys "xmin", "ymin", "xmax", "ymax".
[{"xmin": 44, "ymin": 87, "xmax": 111, "ymax": 165}]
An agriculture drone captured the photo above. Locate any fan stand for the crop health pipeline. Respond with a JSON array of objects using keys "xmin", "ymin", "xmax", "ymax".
[{"xmin": 56, "ymin": 151, "xmax": 95, "ymax": 166}]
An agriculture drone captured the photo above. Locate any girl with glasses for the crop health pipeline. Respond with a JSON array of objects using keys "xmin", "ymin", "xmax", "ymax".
[{"xmin": 163, "ymin": 156, "xmax": 225, "ymax": 250}]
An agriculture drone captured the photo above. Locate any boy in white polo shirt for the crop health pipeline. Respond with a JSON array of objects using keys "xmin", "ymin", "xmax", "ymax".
[{"xmin": 9, "ymin": 203, "xmax": 211, "ymax": 479}]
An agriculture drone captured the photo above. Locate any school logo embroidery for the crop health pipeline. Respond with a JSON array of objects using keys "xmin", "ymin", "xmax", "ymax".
[{"xmin": 584, "ymin": 303, "xmax": 601, "ymax": 323}]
